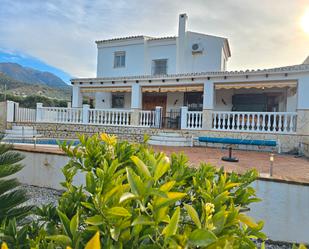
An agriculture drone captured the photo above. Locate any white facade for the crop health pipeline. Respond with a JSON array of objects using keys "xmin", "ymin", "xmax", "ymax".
[{"xmin": 96, "ymin": 14, "xmax": 230, "ymax": 78}]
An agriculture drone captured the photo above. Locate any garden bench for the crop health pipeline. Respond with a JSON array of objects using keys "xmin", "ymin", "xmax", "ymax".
[{"xmin": 198, "ymin": 136, "xmax": 277, "ymax": 162}]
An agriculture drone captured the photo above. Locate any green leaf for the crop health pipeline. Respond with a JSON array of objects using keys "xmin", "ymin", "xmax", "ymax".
[
  {"xmin": 70, "ymin": 212, "xmax": 79, "ymax": 238},
  {"xmin": 119, "ymin": 192, "xmax": 137, "ymax": 203},
  {"xmin": 212, "ymin": 210, "xmax": 226, "ymax": 235},
  {"xmin": 132, "ymin": 216, "xmax": 155, "ymax": 226},
  {"xmin": 188, "ymin": 229, "xmax": 217, "ymax": 247},
  {"xmin": 107, "ymin": 207, "xmax": 131, "ymax": 217},
  {"xmin": 162, "ymin": 206, "xmax": 180, "ymax": 237},
  {"xmin": 131, "ymin": 156, "xmax": 151, "ymax": 178},
  {"xmin": 154, "ymin": 192, "xmax": 186, "ymax": 210},
  {"xmin": 154, "ymin": 156, "xmax": 170, "ymax": 181},
  {"xmin": 126, "ymin": 167, "xmax": 144, "ymax": 196},
  {"xmin": 149, "ymin": 189, "xmax": 168, "ymax": 198},
  {"xmin": 184, "ymin": 204, "xmax": 201, "ymax": 228},
  {"xmin": 237, "ymin": 213, "xmax": 258, "ymax": 228},
  {"xmin": 85, "ymin": 172, "xmax": 96, "ymax": 193},
  {"xmin": 159, "ymin": 181, "xmax": 176, "ymax": 192},
  {"xmin": 57, "ymin": 209, "xmax": 71, "ymax": 237},
  {"xmin": 224, "ymin": 182, "xmax": 240, "ymax": 190},
  {"xmin": 46, "ymin": 235, "xmax": 72, "ymax": 246},
  {"xmin": 85, "ymin": 215, "xmax": 104, "ymax": 226}
]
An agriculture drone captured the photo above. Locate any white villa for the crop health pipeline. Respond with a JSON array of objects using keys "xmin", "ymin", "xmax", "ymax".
[{"xmin": 6, "ymin": 14, "xmax": 309, "ymax": 152}]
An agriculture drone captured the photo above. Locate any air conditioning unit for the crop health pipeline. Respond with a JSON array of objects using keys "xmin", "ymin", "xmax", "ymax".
[{"xmin": 191, "ymin": 43, "xmax": 203, "ymax": 53}]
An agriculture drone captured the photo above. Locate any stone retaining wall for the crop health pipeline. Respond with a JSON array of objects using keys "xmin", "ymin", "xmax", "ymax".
[
  {"xmin": 11, "ymin": 122, "xmax": 308, "ymax": 153},
  {"xmin": 12, "ymin": 122, "xmax": 161, "ymax": 143}
]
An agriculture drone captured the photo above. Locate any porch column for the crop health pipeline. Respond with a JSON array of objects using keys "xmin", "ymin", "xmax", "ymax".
[
  {"xmin": 131, "ymin": 83, "xmax": 142, "ymax": 126},
  {"xmin": 6, "ymin": 100, "xmax": 15, "ymax": 122},
  {"xmin": 202, "ymin": 81, "xmax": 214, "ymax": 130},
  {"xmin": 72, "ymin": 85, "xmax": 83, "ymax": 108},
  {"xmin": 296, "ymin": 76, "xmax": 309, "ymax": 135},
  {"xmin": 36, "ymin": 103, "xmax": 43, "ymax": 122}
]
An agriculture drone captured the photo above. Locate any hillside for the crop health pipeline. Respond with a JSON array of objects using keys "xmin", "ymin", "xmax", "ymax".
[
  {"xmin": 0, "ymin": 62, "xmax": 70, "ymax": 89},
  {"xmin": 0, "ymin": 72, "xmax": 71, "ymax": 100}
]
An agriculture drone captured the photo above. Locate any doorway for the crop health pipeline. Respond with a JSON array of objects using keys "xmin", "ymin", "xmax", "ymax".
[{"xmin": 142, "ymin": 93, "xmax": 167, "ymax": 115}]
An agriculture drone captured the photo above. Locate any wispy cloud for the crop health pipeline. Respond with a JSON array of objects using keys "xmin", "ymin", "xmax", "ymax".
[{"xmin": 0, "ymin": 0, "xmax": 309, "ymax": 78}]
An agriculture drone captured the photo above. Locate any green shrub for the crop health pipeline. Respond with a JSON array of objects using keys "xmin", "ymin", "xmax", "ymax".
[
  {"xmin": 0, "ymin": 136, "xmax": 33, "ymax": 223},
  {"xmin": 1, "ymin": 134, "xmax": 267, "ymax": 248}
]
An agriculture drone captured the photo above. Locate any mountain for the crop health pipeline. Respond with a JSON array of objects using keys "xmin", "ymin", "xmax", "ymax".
[
  {"xmin": 0, "ymin": 62, "xmax": 69, "ymax": 89},
  {"xmin": 0, "ymin": 72, "xmax": 71, "ymax": 100}
]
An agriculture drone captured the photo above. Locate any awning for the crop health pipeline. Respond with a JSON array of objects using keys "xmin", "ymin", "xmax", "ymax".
[
  {"xmin": 142, "ymin": 85, "xmax": 203, "ymax": 93},
  {"xmin": 80, "ymin": 87, "xmax": 131, "ymax": 93},
  {"xmin": 215, "ymin": 80, "xmax": 297, "ymax": 90}
]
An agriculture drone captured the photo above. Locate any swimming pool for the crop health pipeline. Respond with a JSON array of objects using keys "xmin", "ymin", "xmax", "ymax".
[{"xmin": 4, "ymin": 138, "xmax": 80, "ymax": 146}]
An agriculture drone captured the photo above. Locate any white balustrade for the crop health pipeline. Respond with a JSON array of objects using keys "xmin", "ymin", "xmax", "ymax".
[
  {"xmin": 212, "ymin": 111, "xmax": 297, "ymax": 134},
  {"xmin": 39, "ymin": 107, "xmax": 83, "ymax": 123},
  {"xmin": 139, "ymin": 110, "xmax": 156, "ymax": 127},
  {"xmin": 185, "ymin": 111, "xmax": 203, "ymax": 129},
  {"xmin": 15, "ymin": 107, "xmax": 36, "ymax": 122},
  {"xmin": 88, "ymin": 109, "xmax": 132, "ymax": 126}
]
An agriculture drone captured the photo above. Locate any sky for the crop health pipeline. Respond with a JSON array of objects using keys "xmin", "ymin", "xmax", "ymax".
[{"xmin": 0, "ymin": 0, "xmax": 309, "ymax": 82}]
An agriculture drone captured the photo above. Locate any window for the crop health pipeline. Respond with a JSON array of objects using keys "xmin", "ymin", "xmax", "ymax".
[
  {"xmin": 112, "ymin": 94, "xmax": 125, "ymax": 108},
  {"xmin": 114, "ymin": 51, "xmax": 125, "ymax": 68},
  {"xmin": 152, "ymin": 59, "xmax": 167, "ymax": 75},
  {"xmin": 184, "ymin": 92, "xmax": 203, "ymax": 111}
]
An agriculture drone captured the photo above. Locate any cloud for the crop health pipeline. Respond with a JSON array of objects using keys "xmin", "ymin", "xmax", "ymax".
[{"xmin": 0, "ymin": 0, "xmax": 309, "ymax": 78}]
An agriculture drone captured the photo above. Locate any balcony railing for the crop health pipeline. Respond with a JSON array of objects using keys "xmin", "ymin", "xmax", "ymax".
[
  {"xmin": 212, "ymin": 111, "xmax": 297, "ymax": 133},
  {"xmin": 89, "ymin": 109, "xmax": 132, "ymax": 126},
  {"xmin": 139, "ymin": 110, "xmax": 156, "ymax": 127},
  {"xmin": 181, "ymin": 107, "xmax": 203, "ymax": 130},
  {"xmin": 8, "ymin": 102, "xmax": 298, "ymax": 135},
  {"xmin": 38, "ymin": 107, "xmax": 83, "ymax": 124}
]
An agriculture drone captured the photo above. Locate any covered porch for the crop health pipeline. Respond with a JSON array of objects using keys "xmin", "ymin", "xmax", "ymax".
[
  {"xmin": 74, "ymin": 84, "xmax": 205, "ymax": 129},
  {"xmin": 7, "ymin": 65, "xmax": 309, "ymax": 138}
]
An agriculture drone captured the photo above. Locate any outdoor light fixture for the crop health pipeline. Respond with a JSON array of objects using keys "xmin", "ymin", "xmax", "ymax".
[
  {"xmin": 269, "ymin": 153, "xmax": 274, "ymax": 177},
  {"xmin": 33, "ymin": 136, "xmax": 37, "ymax": 149}
]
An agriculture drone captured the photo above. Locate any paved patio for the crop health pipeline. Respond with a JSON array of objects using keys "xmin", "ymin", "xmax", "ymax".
[
  {"xmin": 152, "ymin": 146, "xmax": 309, "ymax": 184},
  {"xmin": 13, "ymin": 144, "xmax": 309, "ymax": 184}
]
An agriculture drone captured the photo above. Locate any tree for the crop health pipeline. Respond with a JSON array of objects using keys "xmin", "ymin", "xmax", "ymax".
[{"xmin": 0, "ymin": 136, "xmax": 32, "ymax": 223}]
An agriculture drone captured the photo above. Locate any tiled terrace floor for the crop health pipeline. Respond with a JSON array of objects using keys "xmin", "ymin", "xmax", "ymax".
[
  {"xmin": 13, "ymin": 144, "xmax": 309, "ymax": 184},
  {"xmin": 152, "ymin": 146, "xmax": 309, "ymax": 184}
]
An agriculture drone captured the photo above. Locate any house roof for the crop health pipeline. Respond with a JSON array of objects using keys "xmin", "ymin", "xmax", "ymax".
[
  {"xmin": 95, "ymin": 35, "xmax": 177, "ymax": 44},
  {"xmin": 303, "ymin": 56, "xmax": 309, "ymax": 64},
  {"xmin": 95, "ymin": 36, "xmax": 151, "ymax": 44},
  {"xmin": 71, "ymin": 64, "xmax": 309, "ymax": 82}
]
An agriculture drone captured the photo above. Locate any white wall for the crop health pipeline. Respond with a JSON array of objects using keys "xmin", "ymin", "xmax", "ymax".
[
  {"xmin": 166, "ymin": 92, "xmax": 184, "ymax": 112},
  {"xmin": 250, "ymin": 180, "xmax": 309, "ymax": 243},
  {"xmin": 297, "ymin": 76, "xmax": 309, "ymax": 109},
  {"xmin": 96, "ymin": 33, "xmax": 228, "ymax": 77},
  {"xmin": 124, "ymin": 92, "xmax": 131, "ymax": 108},
  {"xmin": 287, "ymin": 90, "xmax": 297, "ymax": 112},
  {"xmin": 15, "ymin": 151, "xmax": 83, "ymax": 190},
  {"xmin": 146, "ymin": 41, "xmax": 177, "ymax": 75},
  {"xmin": 95, "ymin": 92, "xmax": 112, "ymax": 109},
  {"xmin": 97, "ymin": 41, "xmax": 145, "ymax": 77},
  {"xmin": 184, "ymin": 32, "xmax": 227, "ymax": 73}
]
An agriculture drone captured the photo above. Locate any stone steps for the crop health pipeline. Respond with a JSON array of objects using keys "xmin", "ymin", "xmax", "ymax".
[{"xmin": 148, "ymin": 132, "xmax": 192, "ymax": 147}]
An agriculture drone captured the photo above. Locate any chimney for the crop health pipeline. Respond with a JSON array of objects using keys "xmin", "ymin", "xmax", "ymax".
[
  {"xmin": 178, "ymin": 13, "xmax": 188, "ymax": 38},
  {"xmin": 176, "ymin": 14, "xmax": 188, "ymax": 73}
]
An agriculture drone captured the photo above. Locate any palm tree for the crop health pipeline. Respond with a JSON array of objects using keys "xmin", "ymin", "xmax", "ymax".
[{"xmin": 0, "ymin": 135, "xmax": 32, "ymax": 223}]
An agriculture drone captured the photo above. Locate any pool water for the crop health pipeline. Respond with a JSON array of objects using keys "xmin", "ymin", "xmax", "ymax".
[{"xmin": 4, "ymin": 138, "xmax": 80, "ymax": 146}]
